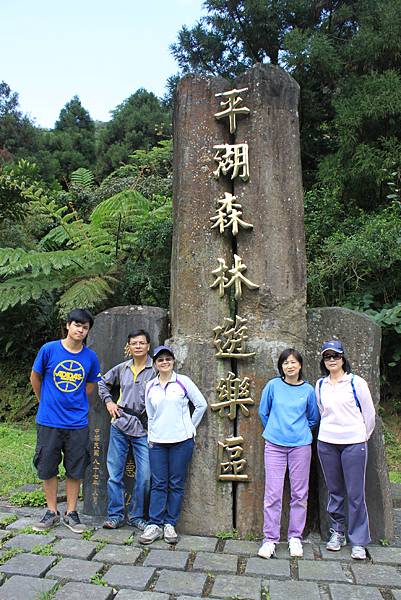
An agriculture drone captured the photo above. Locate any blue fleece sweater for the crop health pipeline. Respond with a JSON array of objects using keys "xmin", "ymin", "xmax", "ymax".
[{"xmin": 258, "ymin": 377, "xmax": 319, "ymax": 447}]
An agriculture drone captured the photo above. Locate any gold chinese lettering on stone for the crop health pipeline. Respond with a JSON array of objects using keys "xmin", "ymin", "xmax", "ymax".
[
  {"xmin": 211, "ymin": 371, "xmax": 254, "ymax": 420},
  {"xmin": 213, "ymin": 315, "xmax": 255, "ymax": 358},
  {"xmin": 125, "ymin": 456, "xmax": 136, "ymax": 478},
  {"xmin": 214, "ymin": 88, "xmax": 250, "ymax": 134},
  {"xmin": 213, "ymin": 143, "xmax": 249, "ymax": 181},
  {"xmin": 210, "ymin": 192, "xmax": 253, "ymax": 236},
  {"xmin": 217, "ymin": 436, "xmax": 249, "ymax": 481},
  {"xmin": 210, "ymin": 254, "xmax": 259, "ymax": 300}
]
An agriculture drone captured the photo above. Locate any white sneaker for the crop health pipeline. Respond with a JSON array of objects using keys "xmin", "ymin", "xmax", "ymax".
[
  {"xmin": 139, "ymin": 524, "xmax": 163, "ymax": 545},
  {"xmin": 257, "ymin": 540, "xmax": 276, "ymax": 559},
  {"xmin": 164, "ymin": 523, "xmax": 178, "ymax": 544},
  {"xmin": 288, "ymin": 537, "xmax": 303, "ymax": 557},
  {"xmin": 351, "ymin": 545, "xmax": 366, "ymax": 560},
  {"xmin": 326, "ymin": 528, "xmax": 346, "ymax": 551}
]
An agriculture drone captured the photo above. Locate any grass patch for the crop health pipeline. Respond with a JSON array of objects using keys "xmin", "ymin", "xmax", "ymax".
[
  {"xmin": 0, "ymin": 421, "xmax": 39, "ymax": 496},
  {"xmin": 216, "ymin": 529, "xmax": 239, "ymax": 540},
  {"xmin": 32, "ymin": 543, "xmax": 55, "ymax": 555},
  {"xmin": 95, "ymin": 540, "xmax": 107, "ymax": 552},
  {"xmin": 37, "ymin": 582, "xmax": 63, "ymax": 600},
  {"xmin": 0, "ymin": 514, "xmax": 17, "ymax": 528},
  {"xmin": 81, "ymin": 528, "xmax": 95, "ymax": 540},
  {"xmin": 19, "ymin": 526, "xmax": 48, "ymax": 535},
  {"xmin": 10, "ymin": 489, "xmax": 46, "ymax": 507},
  {"xmin": 382, "ymin": 405, "xmax": 401, "ymax": 482},
  {"xmin": 0, "ymin": 547, "xmax": 23, "ymax": 565},
  {"xmin": 389, "ymin": 471, "xmax": 401, "ymax": 484},
  {"xmin": 0, "ymin": 421, "xmax": 65, "ymax": 498},
  {"xmin": 90, "ymin": 572, "xmax": 108, "ymax": 586}
]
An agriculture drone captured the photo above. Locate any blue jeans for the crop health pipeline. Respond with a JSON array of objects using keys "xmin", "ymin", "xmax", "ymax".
[
  {"xmin": 106, "ymin": 425, "xmax": 151, "ymax": 522},
  {"xmin": 148, "ymin": 437, "xmax": 194, "ymax": 526}
]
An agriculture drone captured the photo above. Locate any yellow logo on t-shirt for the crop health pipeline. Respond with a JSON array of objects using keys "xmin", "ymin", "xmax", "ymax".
[{"xmin": 53, "ymin": 360, "xmax": 85, "ymax": 392}]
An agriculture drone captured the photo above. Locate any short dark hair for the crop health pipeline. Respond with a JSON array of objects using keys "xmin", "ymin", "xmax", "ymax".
[
  {"xmin": 277, "ymin": 348, "xmax": 304, "ymax": 381},
  {"xmin": 66, "ymin": 308, "xmax": 94, "ymax": 329},
  {"xmin": 127, "ymin": 329, "xmax": 150, "ymax": 344},
  {"xmin": 320, "ymin": 353, "xmax": 352, "ymax": 376}
]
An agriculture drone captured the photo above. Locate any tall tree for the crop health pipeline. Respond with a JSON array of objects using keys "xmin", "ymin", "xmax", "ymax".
[
  {"xmin": 45, "ymin": 96, "xmax": 96, "ymax": 183},
  {"xmin": 0, "ymin": 81, "xmax": 41, "ymax": 161},
  {"xmin": 96, "ymin": 89, "xmax": 171, "ymax": 180}
]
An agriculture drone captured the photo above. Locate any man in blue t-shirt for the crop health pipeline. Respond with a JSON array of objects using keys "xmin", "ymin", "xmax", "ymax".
[{"xmin": 30, "ymin": 308, "xmax": 101, "ymax": 533}]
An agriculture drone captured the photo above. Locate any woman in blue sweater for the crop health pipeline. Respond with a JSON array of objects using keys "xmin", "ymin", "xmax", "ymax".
[{"xmin": 258, "ymin": 348, "xmax": 319, "ymax": 559}]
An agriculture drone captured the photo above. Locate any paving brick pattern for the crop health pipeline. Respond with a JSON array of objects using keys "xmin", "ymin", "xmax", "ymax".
[{"xmin": 0, "ymin": 509, "xmax": 400, "ymax": 599}]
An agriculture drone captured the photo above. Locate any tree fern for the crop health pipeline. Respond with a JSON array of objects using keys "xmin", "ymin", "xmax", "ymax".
[
  {"xmin": 0, "ymin": 164, "xmax": 172, "ymax": 315},
  {"xmin": 57, "ymin": 275, "xmax": 117, "ymax": 315},
  {"xmin": 0, "ymin": 276, "xmax": 64, "ymax": 310},
  {"xmin": 90, "ymin": 190, "xmax": 151, "ymax": 228},
  {"xmin": 70, "ymin": 168, "xmax": 95, "ymax": 190}
]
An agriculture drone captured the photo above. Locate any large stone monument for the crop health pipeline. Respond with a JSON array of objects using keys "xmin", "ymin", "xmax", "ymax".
[
  {"xmin": 168, "ymin": 64, "xmax": 393, "ymax": 541},
  {"xmin": 170, "ymin": 65, "xmax": 306, "ymax": 536}
]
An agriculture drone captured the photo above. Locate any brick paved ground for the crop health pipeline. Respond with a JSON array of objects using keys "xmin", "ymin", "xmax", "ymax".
[{"xmin": 0, "ymin": 505, "xmax": 400, "ymax": 600}]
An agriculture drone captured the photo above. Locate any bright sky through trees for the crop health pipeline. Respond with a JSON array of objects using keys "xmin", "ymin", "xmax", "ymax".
[{"xmin": 1, "ymin": 0, "xmax": 204, "ymax": 128}]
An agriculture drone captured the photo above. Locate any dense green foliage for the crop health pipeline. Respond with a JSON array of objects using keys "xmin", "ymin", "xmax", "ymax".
[{"xmin": 96, "ymin": 89, "xmax": 172, "ymax": 180}]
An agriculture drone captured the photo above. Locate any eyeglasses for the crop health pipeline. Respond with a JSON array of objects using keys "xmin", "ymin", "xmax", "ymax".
[{"xmin": 323, "ymin": 353, "xmax": 342, "ymax": 361}]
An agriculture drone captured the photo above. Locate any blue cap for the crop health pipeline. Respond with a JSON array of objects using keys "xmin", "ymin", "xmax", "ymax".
[
  {"xmin": 321, "ymin": 340, "xmax": 344, "ymax": 355},
  {"xmin": 153, "ymin": 345, "xmax": 175, "ymax": 360}
]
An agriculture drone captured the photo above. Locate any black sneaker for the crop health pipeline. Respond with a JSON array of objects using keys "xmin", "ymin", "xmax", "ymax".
[
  {"xmin": 63, "ymin": 510, "xmax": 86, "ymax": 533},
  {"xmin": 32, "ymin": 510, "xmax": 60, "ymax": 532}
]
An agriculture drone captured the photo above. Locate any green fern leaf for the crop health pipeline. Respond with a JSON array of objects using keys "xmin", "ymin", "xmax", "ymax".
[
  {"xmin": 90, "ymin": 190, "xmax": 151, "ymax": 228},
  {"xmin": 0, "ymin": 276, "xmax": 64, "ymax": 310},
  {"xmin": 70, "ymin": 168, "xmax": 95, "ymax": 189},
  {"xmin": 58, "ymin": 276, "xmax": 117, "ymax": 313}
]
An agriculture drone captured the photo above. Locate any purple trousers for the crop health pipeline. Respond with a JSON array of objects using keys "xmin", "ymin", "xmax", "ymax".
[
  {"xmin": 317, "ymin": 440, "xmax": 370, "ymax": 546},
  {"xmin": 263, "ymin": 441, "xmax": 312, "ymax": 542}
]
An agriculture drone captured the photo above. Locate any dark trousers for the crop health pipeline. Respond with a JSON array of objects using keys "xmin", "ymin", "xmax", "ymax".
[
  {"xmin": 318, "ymin": 440, "xmax": 371, "ymax": 546},
  {"xmin": 148, "ymin": 438, "xmax": 194, "ymax": 526}
]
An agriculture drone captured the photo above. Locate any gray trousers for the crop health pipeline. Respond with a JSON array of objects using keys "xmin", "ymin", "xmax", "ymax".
[{"xmin": 317, "ymin": 440, "xmax": 371, "ymax": 546}]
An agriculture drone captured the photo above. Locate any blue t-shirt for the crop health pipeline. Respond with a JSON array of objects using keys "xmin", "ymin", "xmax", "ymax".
[
  {"xmin": 258, "ymin": 377, "xmax": 319, "ymax": 447},
  {"xmin": 33, "ymin": 340, "xmax": 101, "ymax": 429}
]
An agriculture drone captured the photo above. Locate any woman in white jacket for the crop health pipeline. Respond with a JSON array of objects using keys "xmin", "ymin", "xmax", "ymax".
[
  {"xmin": 316, "ymin": 340, "xmax": 376, "ymax": 560},
  {"xmin": 139, "ymin": 345, "xmax": 207, "ymax": 545}
]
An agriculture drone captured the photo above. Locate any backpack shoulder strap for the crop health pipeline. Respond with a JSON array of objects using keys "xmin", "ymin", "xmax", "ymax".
[{"xmin": 350, "ymin": 374, "xmax": 362, "ymax": 413}]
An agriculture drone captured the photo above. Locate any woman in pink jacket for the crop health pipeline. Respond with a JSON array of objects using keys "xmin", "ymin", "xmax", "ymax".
[{"xmin": 316, "ymin": 340, "xmax": 376, "ymax": 561}]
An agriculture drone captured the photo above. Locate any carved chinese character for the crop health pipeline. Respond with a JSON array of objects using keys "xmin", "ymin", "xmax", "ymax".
[
  {"xmin": 211, "ymin": 371, "xmax": 254, "ymax": 420},
  {"xmin": 125, "ymin": 457, "xmax": 136, "ymax": 478},
  {"xmin": 213, "ymin": 315, "xmax": 255, "ymax": 358},
  {"xmin": 213, "ymin": 143, "xmax": 249, "ymax": 181},
  {"xmin": 217, "ymin": 436, "xmax": 249, "ymax": 481},
  {"xmin": 210, "ymin": 254, "xmax": 259, "ymax": 300},
  {"xmin": 210, "ymin": 192, "xmax": 253, "ymax": 236},
  {"xmin": 210, "ymin": 258, "xmax": 229, "ymax": 298},
  {"xmin": 214, "ymin": 88, "xmax": 250, "ymax": 133}
]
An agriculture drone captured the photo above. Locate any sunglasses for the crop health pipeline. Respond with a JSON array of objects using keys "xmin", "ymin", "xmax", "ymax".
[{"xmin": 323, "ymin": 353, "xmax": 343, "ymax": 361}]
